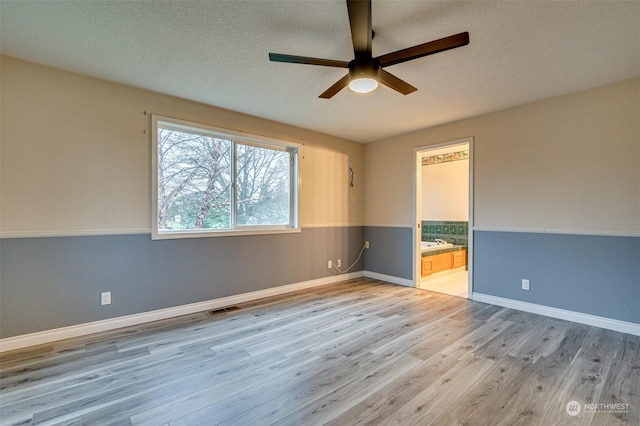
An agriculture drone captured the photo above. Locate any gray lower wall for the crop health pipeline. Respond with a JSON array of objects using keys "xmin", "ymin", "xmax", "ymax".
[
  {"xmin": 363, "ymin": 226, "xmax": 413, "ymax": 280},
  {"xmin": 4, "ymin": 226, "xmax": 637, "ymax": 339},
  {"xmin": 0, "ymin": 226, "xmax": 364, "ymax": 338},
  {"xmin": 362, "ymin": 226, "xmax": 639, "ymax": 325},
  {"xmin": 474, "ymin": 231, "xmax": 640, "ymax": 324}
]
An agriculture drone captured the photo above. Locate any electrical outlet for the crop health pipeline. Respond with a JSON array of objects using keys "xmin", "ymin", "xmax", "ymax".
[
  {"xmin": 336, "ymin": 259, "xmax": 342, "ymax": 267},
  {"xmin": 328, "ymin": 260, "xmax": 332, "ymax": 269},
  {"xmin": 521, "ymin": 279, "xmax": 530, "ymax": 291},
  {"xmin": 101, "ymin": 291, "xmax": 111, "ymax": 305},
  {"xmin": 364, "ymin": 241, "xmax": 370, "ymax": 249}
]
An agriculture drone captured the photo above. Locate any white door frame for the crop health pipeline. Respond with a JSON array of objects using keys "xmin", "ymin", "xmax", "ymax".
[{"xmin": 413, "ymin": 137, "xmax": 474, "ymax": 297}]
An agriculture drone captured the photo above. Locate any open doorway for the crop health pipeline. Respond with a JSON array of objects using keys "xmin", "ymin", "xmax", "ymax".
[{"xmin": 414, "ymin": 138, "xmax": 473, "ymax": 298}]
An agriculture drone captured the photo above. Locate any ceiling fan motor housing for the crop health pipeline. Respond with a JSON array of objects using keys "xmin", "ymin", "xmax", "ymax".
[{"xmin": 349, "ymin": 59, "xmax": 380, "ymax": 81}]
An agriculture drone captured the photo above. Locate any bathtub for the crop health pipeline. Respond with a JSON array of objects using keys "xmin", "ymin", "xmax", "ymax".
[{"xmin": 421, "ymin": 241, "xmax": 454, "ymax": 252}]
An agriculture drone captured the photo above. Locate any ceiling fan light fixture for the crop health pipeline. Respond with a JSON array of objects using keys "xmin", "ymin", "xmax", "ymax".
[
  {"xmin": 268, "ymin": 0, "xmax": 470, "ymax": 99},
  {"xmin": 348, "ymin": 76, "xmax": 378, "ymax": 93}
]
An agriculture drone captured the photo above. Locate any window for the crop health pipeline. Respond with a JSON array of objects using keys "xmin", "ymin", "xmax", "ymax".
[{"xmin": 152, "ymin": 115, "xmax": 299, "ymax": 239}]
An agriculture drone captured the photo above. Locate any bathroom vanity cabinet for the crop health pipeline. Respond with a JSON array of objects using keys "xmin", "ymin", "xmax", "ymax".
[
  {"xmin": 452, "ymin": 250, "xmax": 466, "ymax": 268},
  {"xmin": 421, "ymin": 249, "xmax": 466, "ymax": 276}
]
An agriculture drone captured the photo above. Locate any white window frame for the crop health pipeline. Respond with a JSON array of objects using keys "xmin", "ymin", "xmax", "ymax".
[{"xmin": 151, "ymin": 115, "xmax": 300, "ymax": 240}]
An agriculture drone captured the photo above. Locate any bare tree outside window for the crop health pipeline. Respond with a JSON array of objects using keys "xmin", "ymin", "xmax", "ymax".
[
  {"xmin": 237, "ymin": 144, "xmax": 291, "ymax": 226},
  {"xmin": 157, "ymin": 128, "xmax": 232, "ymax": 230},
  {"xmin": 154, "ymin": 118, "xmax": 297, "ymax": 237}
]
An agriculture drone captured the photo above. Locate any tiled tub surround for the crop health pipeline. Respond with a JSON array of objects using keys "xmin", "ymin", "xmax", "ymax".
[{"xmin": 422, "ymin": 221, "xmax": 468, "ymax": 246}]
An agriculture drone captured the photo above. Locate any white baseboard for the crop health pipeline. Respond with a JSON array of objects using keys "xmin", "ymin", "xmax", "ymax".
[
  {"xmin": 0, "ymin": 271, "xmax": 364, "ymax": 353},
  {"xmin": 364, "ymin": 271, "xmax": 414, "ymax": 287},
  {"xmin": 472, "ymin": 292, "xmax": 640, "ymax": 336},
  {"xmin": 8, "ymin": 274, "xmax": 635, "ymax": 353}
]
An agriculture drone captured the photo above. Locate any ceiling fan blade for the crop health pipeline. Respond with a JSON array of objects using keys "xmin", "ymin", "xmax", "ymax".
[
  {"xmin": 377, "ymin": 69, "xmax": 417, "ymax": 95},
  {"xmin": 377, "ymin": 32, "xmax": 469, "ymax": 67},
  {"xmin": 269, "ymin": 53, "xmax": 349, "ymax": 68},
  {"xmin": 347, "ymin": 0, "xmax": 372, "ymax": 58},
  {"xmin": 319, "ymin": 74, "xmax": 350, "ymax": 99}
]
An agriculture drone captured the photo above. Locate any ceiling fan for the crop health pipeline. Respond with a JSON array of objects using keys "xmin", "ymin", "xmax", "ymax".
[{"xmin": 269, "ymin": 0, "xmax": 469, "ymax": 99}]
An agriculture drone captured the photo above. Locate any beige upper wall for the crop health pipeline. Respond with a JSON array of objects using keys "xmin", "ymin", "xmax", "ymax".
[
  {"xmin": 0, "ymin": 56, "xmax": 364, "ymax": 236},
  {"xmin": 3, "ymin": 56, "xmax": 637, "ymax": 236},
  {"xmin": 365, "ymin": 78, "xmax": 640, "ymax": 235}
]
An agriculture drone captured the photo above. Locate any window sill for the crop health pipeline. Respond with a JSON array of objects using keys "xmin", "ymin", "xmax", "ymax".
[{"xmin": 151, "ymin": 227, "xmax": 301, "ymax": 240}]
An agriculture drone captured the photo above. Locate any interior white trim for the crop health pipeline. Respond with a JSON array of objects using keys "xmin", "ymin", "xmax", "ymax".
[
  {"xmin": 302, "ymin": 223, "xmax": 365, "ymax": 229},
  {"xmin": 0, "ymin": 228, "xmax": 152, "ymax": 239},
  {"xmin": 0, "ymin": 271, "xmax": 364, "ymax": 353},
  {"xmin": 472, "ymin": 292, "xmax": 640, "ymax": 336},
  {"xmin": 472, "ymin": 226, "xmax": 640, "ymax": 238},
  {"xmin": 413, "ymin": 137, "xmax": 474, "ymax": 296},
  {"xmin": 152, "ymin": 227, "xmax": 302, "ymax": 240},
  {"xmin": 364, "ymin": 271, "xmax": 414, "ymax": 287},
  {"xmin": 363, "ymin": 224, "xmax": 413, "ymax": 229},
  {"xmin": 0, "ymin": 225, "xmax": 368, "ymax": 239}
]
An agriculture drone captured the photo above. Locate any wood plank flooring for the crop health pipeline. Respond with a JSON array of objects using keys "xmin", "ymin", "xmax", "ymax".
[{"xmin": 1, "ymin": 278, "xmax": 638, "ymax": 425}]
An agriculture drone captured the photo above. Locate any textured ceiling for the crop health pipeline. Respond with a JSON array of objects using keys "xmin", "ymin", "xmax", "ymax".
[{"xmin": 1, "ymin": 0, "xmax": 639, "ymax": 143}]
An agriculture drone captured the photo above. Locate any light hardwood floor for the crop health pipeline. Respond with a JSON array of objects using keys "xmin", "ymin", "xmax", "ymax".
[{"xmin": 1, "ymin": 278, "xmax": 638, "ymax": 425}]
